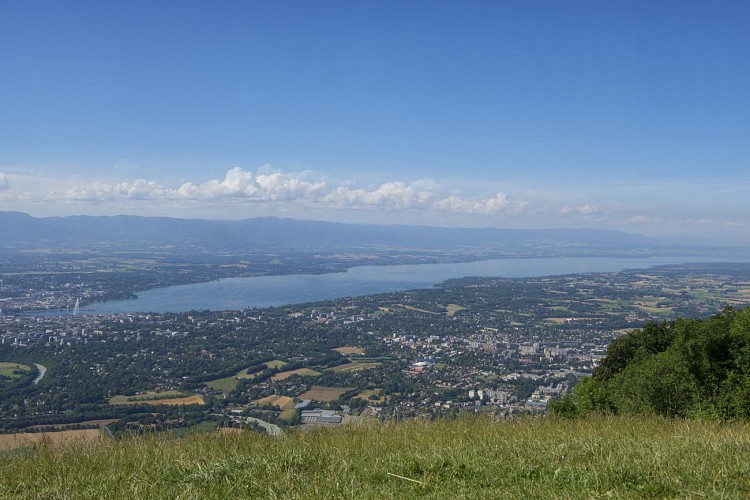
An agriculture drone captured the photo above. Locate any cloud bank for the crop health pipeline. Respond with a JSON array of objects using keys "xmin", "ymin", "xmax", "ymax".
[
  {"xmin": 57, "ymin": 167, "xmax": 526, "ymax": 215},
  {"xmin": 3, "ymin": 165, "xmax": 742, "ymax": 242}
]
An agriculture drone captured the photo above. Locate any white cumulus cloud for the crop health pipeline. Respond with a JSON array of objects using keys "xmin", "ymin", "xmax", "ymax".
[
  {"xmin": 174, "ymin": 168, "xmax": 328, "ymax": 201},
  {"xmin": 625, "ymin": 215, "xmax": 662, "ymax": 225},
  {"xmin": 0, "ymin": 173, "xmax": 8, "ymax": 190},
  {"xmin": 63, "ymin": 179, "xmax": 168, "ymax": 201},
  {"xmin": 49, "ymin": 167, "xmax": 523, "ymax": 216},
  {"xmin": 558, "ymin": 204, "xmax": 598, "ymax": 215}
]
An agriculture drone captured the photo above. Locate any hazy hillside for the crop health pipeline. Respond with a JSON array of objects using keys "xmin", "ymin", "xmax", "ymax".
[{"xmin": 0, "ymin": 211, "xmax": 671, "ymax": 253}]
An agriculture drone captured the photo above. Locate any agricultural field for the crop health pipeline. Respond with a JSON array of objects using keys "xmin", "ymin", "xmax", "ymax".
[
  {"xmin": 297, "ymin": 386, "xmax": 354, "ymax": 402},
  {"xmin": 333, "ymin": 346, "xmax": 364, "ymax": 355},
  {"xmin": 264, "ymin": 360, "xmax": 288, "ymax": 369},
  {"xmin": 271, "ymin": 368, "xmax": 321, "ymax": 381},
  {"xmin": 330, "ymin": 362, "xmax": 381, "ymax": 373},
  {"xmin": 253, "ymin": 395, "xmax": 297, "ymax": 421},
  {"xmin": 109, "ymin": 390, "xmax": 185, "ymax": 403},
  {"xmin": 141, "ymin": 395, "xmax": 205, "ymax": 406},
  {"xmin": 204, "ymin": 375, "xmax": 240, "ymax": 392},
  {"xmin": 23, "ymin": 419, "xmax": 119, "ymax": 432},
  {"xmin": 353, "ymin": 389, "xmax": 386, "ymax": 404},
  {"xmin": 544, "ymin": 317, "xmax": 600, "ymax": 324},
  {"xmin": 0, "ymin": 429, "xmax": 102, "ymax": 451},
  {"xmin": 109, "ymin": 392, "xmax": 204, "ymax": 406},
  {"xmin": 444, "ymin": 303, "xmax": 466, "ymax": 316},
  {"xmin": 253, "ymin": 395, "xmax": 295, "ymax": 410},
  {"xmin": 0, "ymin": 362, "xmax": 31, "ymax": 379}
]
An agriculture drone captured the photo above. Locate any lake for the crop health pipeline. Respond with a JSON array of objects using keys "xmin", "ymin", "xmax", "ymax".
[{"xmin": 82, "ymin": 255, "xmax": 746, "ymax": 314}]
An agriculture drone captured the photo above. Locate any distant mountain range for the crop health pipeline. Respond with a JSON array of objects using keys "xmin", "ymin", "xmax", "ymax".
[{"xmin": 0, "ymin": 211, "xmax": 709, "ymax": 254}]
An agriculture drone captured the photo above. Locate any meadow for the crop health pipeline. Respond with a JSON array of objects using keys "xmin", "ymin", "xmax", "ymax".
[
  {"xmin": 0, "ymin": 362, "xmax": 31, "ymax": 379},
  {"xmin": 0, "ymin": 415, "xmax": 748, "ymax": 498}
]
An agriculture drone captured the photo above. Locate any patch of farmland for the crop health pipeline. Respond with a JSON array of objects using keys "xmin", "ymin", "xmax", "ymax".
[
  {"xmin": 444, "ymin": 304, "xmax": 466, "ymax": 316},
  {"xmin": 279, "ymin": 409, "xmax": 297, "ymax": 421},
  {"xmin": 254, "ymin": 395, "xmax": 295, "ymax": 410},
  {"xmin": 23, "ymin": 419, "xmax": 119, "ymax": 432},
  {"xmin": 271, "ymin": 368, "xmax": 321, "ymax": 381},
  {"xmin": 353, "ymin": 389, "xmax": 386, "ymax": 404},
  {"xmin": 204, "ymin": 375, "xmax": 240, "ymax": 392},
  {"xmin": 0, "ymin": 429, "xmax": 103, "ymax": 451},
  {"xmin": 0, "ymin": 362, "xmax": 32, "ymax": 379},
  {"xmin": 265, "ymin": 360, "xmax": 288, "ymax": 369},
  {"xmin": 110, "ymin": 394, "xmax": 204, "ymax": 406},
  {"xmin": 544, "ymin": 317, "xmax": 601, "ymax": 324},
  {"xmin": 297, "ymin": 386, "xmax": 354, "ymax": 402},
  {"xmin": 109, "ymin": 390, "xmax": 184, "ymax": 404},
  {"xmin": 333, "ymin": 346, "xmax": 364, "ymax": 355}
]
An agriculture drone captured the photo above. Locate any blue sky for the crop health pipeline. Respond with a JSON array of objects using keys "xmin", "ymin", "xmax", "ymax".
[{"xmin": 1, "ymin": 1, "xmax": 749, "ymax": 242}]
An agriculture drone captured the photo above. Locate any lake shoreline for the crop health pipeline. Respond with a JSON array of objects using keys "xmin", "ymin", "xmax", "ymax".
[{"xmin": 62, "ymin": 256, "xmax": 748, "ymax": 315}]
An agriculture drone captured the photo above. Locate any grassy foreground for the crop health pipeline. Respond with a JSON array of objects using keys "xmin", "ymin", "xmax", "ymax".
[{"xmin": 1, "ymin": 415, "xmax": 749, "ymax": 498}]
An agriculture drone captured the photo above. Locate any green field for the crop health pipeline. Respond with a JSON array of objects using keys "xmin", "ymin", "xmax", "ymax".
[
  {"xmin": 444, "ymin": 303, "xmax": 466, "ymax": 316},
  {"xmin": 0, "ymin": 415, "xmax": 748, "ymax": 498},
  {"xmin": 204, "ymin": 375, "xmax": 241, "ymax": 392},
  {"xmin": 108, "ymin": 391, "xmax": 185, "ymax": 404},
  {"xmin": 0, "ymin": 362, "xmax": 32, "ymax": 379}
]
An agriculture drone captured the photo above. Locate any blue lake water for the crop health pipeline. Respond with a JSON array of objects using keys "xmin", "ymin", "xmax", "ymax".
[{"xmin": 82, "ymin": 255, "xmax": 747, "ymax": 314}]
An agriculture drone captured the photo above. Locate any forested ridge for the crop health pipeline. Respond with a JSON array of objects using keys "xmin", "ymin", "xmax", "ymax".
[{"xmin": 552, "ymin": 307, "xmax": 750, "ymax": 418}]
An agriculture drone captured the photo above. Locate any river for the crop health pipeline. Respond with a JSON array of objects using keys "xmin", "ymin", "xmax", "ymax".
[{"xmin": 78, "ymin": 255, "xmax": 749, "ymax": 314}]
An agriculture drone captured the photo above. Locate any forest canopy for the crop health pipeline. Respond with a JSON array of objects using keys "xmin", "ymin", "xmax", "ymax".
[{"xmin": 551, "ymin": 307, "xmax": 750, "ymax": 419}]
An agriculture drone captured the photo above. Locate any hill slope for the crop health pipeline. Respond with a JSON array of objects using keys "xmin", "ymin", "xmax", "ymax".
[{"xmin": 1, "ymin": 415, "xmax": 748, "ymax": 498}]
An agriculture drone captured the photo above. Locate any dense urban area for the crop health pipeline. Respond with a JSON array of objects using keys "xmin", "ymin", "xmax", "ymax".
[{"xmin": 2, "ymin": 259, "xmax": 750, "ymax": 437}]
